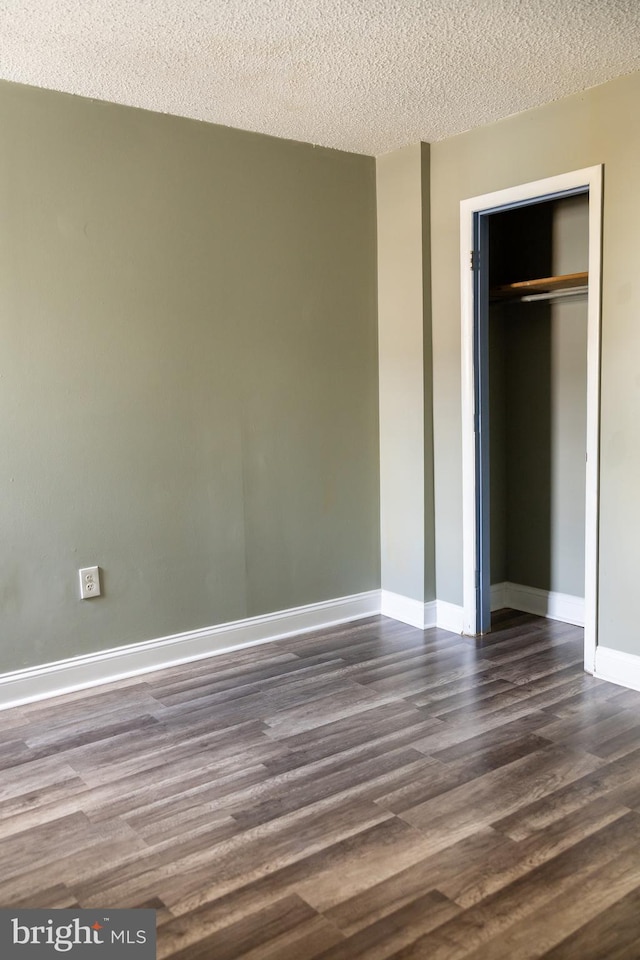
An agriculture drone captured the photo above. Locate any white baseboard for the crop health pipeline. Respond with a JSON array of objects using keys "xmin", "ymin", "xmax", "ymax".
[
  {"xmin": 380, "ymin": 591, "xmax": 437, "ymax": 629},
  {"xmin": 594, "ymin": 645, "xmax": 640, "ymax": 693},
  {"xmin": 0, "ymin": 590, "xmax": 381, "ymax": 712},
  {"xmin": 380, "ymin": 590, "xmax": 424, "ymax": 628},
  {"xmin": 378, "ymin": 595, "xmax": 465, "ymax": 636},
  {"xmin": 491, "ymin": 582, "xmax": 506, "ymax": 611},
  {"xmin": 436, "ymin": 600, "xmax": 464, "ymax": 635},
  {"xmin": 499, "ymin": 582, "xmax": 584, "ymax": 627},
  {"xmin": 4, "ymin": 580, "xmax": 588, "ymax": 712},
  {"xmin": 423, "ymin": 601, "xmax": 438, "ymax": 629},
  {"xmin": 435, "ymin": 582, "xmax": 585, "ymax": 638},
  {"xmin": 380, "ymin": 591, "xmax": 462, "ymax": 633}
]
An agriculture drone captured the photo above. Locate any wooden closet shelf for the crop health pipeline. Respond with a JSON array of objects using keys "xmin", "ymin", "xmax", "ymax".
[{"xmin": 490, "ymin": 271, "xmax": 588, "ymax": 299}]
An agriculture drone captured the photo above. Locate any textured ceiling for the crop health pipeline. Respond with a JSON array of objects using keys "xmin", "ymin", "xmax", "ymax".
[{"xmin": 1, "ymin": 1, "xmax": 639, "ymax": 155}]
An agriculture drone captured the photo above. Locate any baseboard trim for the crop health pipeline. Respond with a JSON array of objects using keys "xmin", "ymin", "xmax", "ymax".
[
  {"xmin": 0, "ymin": 590, "xmax": 381, "ymax": 712},
  {"xmin": 7, "ymin": 581, "xmax": 586, "ymax": 712},
  {"xmin": 380, "ymin": 591, "xmax": 437, "ymax": 630},
  {"xmin": 491, "ymin": 582, "xmax": 506, "ymax": 611},
  {"xmin": 380, "ymin": 590, "xmax": 424, "ymax": 628},
  {"xmin": 424, "ymin": 601, "xmax": 438, "ymax": 629},
  {"xmin": 436, "ymin": 600, "xmax": 464, "ymax": 635},
  {"xmin": 446, "ymin": 582, "xmax": 585, "ymax": 637},
  {"xmin": 594, "ymin": 645, "xmax": 640, "ymax": 693},
  {"xmin": 500, "ymin": 582, "xmax": 584, "ymax": 627}
]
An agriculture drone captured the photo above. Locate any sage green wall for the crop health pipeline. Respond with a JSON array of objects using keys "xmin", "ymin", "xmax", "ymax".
[
  {"xmin": 422, "ymin": 145, "xmax": 437, "ymax": 601},
  {"xmin": 0, "ymin": 80, "xmax": 379, "ymax": 673},
  {"xmin": 377, "ymin": 144, "xmax": 424, "ymax": 602},
  {"xmin": 430, "ymin": 70, "xmax": 640, "ymax": 655},
  {"xmin": 547, "ymin": 197, "xmax": 589, "ymax": 597},
  {"xmin": 376, "ymin": 143, "xmax": 435, "ymax": 603}
]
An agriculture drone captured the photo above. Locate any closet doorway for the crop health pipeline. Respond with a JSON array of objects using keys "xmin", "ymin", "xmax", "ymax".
[{"xmin": 460, "ymin": 167, "xmax": 603, "ymax": 672}]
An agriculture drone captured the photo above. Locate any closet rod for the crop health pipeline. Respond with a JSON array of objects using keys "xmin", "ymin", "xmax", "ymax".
[{"xmin": 520, "ymin": 286, "xmax": 588, "ymax": 303}]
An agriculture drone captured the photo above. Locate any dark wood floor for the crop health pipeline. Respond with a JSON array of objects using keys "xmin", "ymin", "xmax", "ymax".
[{"xmin": 2, "ymin": 610, "xmax": 640, "ymax": 958}]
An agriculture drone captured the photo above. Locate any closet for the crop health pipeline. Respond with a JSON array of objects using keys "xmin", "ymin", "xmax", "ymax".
[{"xmin": 486, "ymin": 194, "xmax": 589, "ymax": 624}]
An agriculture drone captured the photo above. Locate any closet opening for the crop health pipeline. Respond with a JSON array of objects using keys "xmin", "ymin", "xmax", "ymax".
[{"xmin": 460, "ymin": 167, "xmax": 603, "ymax": 671}]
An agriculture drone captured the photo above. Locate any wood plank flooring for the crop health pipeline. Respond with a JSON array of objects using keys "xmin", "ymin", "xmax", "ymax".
[{"xmin": 2, "ymin": 609, "xmax": 640, "ymax": 958}]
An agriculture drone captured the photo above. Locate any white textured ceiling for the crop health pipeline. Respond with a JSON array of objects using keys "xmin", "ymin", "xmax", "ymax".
[{"xmin": 1, "ymin": 1, "xmax": 639, "ymax": 155}]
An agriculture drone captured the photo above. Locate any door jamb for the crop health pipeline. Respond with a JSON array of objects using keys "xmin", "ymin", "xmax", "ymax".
[{"xmin": 459, "ymin": 165, "xmax": 603, "ymax": 672}]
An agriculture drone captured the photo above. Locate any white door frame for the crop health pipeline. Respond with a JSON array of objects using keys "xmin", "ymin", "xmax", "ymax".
[{"xmin": 460, "ymin": 165, "xmax": 603, "ymax": 672}]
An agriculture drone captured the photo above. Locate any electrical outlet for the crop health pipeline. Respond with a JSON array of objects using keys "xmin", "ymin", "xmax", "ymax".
[{"xmin": 79, "ymin": 566, "xmax": 101, "ymax": 599}]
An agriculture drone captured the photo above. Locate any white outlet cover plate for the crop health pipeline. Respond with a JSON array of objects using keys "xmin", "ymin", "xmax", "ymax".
[{"xmin": 79, "ymin": 566, "xmax": 101, "ymax": 599}]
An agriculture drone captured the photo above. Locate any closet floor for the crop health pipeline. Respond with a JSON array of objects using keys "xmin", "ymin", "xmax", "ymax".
[{"xmin": 2, "ymin": 610, "xmax": 640, "ymax": 959}]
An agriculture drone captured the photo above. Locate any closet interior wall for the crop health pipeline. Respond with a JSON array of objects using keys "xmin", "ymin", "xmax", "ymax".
[{"xmin": 489, "ymin": 196, "xmax": 589, "ymax": 614}]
